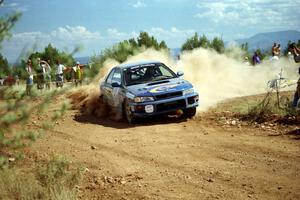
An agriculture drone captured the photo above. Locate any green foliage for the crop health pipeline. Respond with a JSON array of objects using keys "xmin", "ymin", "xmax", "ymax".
[
  {"xmin": 199, "ymin": 35, "xmax": 210, "ymax": 49},
  {"xmin": 0, "ymin": 156, "xmax": 82, "ymax": 200},
  {"xmin": 0, "ymin": 53, "xmax": 10, "ymax": 77},
  {"xmin": 181, "ymin": 33, "xmax": 224, "ymax": 53},
  {"xmin": 137, "ymin": 31, "xmax": 167, "ymax": 50},
  {"xmin": 211, "ymin": 37, "xmax": 225, "ymax": 53},
  {"xmin": 0, "ymin": 87, "xmax": 70, "ymax": 168},
  {"xmin": 0, "ymin": 4, "xmax": 80, "ymax": 199},
  {"xmin": 181, "ymin": 33, "xmax": 201, "ymax": 51},
  {"xmin": 91, "ymin": 31, "xmax": 169, "ymax": 78},
  {"xmin": 0, "ymin": 12, "xmax": 22, "ymax": 49},
  {"xmin": 29, "ymin": 44, "xmax": 75, "ymax": 68},
  {"xmin": 38, "ymin": 156, "xmax": 82, "ymax": 189},
  {"xmin": 0, "ymin": 11, "xmax": 21, "ymax": 77}
]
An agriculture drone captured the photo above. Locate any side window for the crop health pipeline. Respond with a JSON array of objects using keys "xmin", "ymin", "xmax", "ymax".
[
  {"xmin": 106, "ymin": 69, "xmax": 115, "ymax": 84},
  {"xmin": 158, "ymin": 65, "xmax": 174, "ymax": 77},
  {"xmin": 112, "ymin": 69, "xmax": 121, "ymax": 85}
]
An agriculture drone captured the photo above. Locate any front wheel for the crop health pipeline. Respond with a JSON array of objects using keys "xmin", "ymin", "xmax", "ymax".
[
  {"xmin": 182, "ymin": 107, "xmax": 197, "ymax": 119},
  {"xmin": 123, "ymin": 100, "xmax": 137, "ymax": 124}
]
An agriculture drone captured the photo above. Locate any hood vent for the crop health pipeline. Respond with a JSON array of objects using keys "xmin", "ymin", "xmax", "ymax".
[{"xmin": 147, "ymin": 80, "xmax": 170, "ymax": 86}]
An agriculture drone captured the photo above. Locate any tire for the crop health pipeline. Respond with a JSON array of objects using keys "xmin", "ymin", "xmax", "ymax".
[
  {"xmin": 182, "ymin": 107, "xmax": 196, "ymax": 119},
  {"xmin": 123, "ymin": 100, "xmax": 137, "ymax": 124}
]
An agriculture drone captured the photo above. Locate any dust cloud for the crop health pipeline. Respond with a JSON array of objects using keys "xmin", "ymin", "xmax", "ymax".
[
  {"xmin": 68, "ymin": 47, "xmax": 299, "ymax": 118},
  {"xmin": 68, "ymin": 59, "xmax": 120, "ymax": 119}
]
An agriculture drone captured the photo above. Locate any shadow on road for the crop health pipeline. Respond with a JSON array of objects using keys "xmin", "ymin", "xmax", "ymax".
[
  {"xmin": 73, "ymin": 113, "xmax": 188, "ymax": 129},
  {"xmin": 286, "ymin": 128, "xmax": 300, "ymax": 140}
]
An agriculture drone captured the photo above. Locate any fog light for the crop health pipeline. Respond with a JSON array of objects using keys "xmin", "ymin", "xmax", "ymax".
[
  {"xmin": 135, "ymin": 105, "xmax": 144, "ymax": 111},
  {"xmin": 145, "ymin": 105, "xmax": 154, "ymax": 113}
]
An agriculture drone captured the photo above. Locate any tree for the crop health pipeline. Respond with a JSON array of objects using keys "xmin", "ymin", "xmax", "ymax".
[
  {"xmin": 181, "ymin": 33, "xmax": 225, "ymax": 53},
  {"xmin": 241, "ymin": 43, "xmax": 249, "ymax": 52},
  {"xmin": 128, "ymin": 38, "xmax": 138, "ymax": 48},
  {"xmin": 181, "ymin": 32, "xmax": 201, "ymax": 51},
  {"xmin": 136, "ymin": 31, "xmax": 167, "ymax": 50},
  {"xmin": 91, "ymin": 31, "xmax": 169, "ymax": 78},
  {"xmin": 0, "ymin": 53, "xmax": 10, "ymax": 77},
  {"xmin": 211, "ymin": 37, "xmax": 225, "ymax": 53},
  {"xmin": 43, "ymin": 44, "xmax": 59, "ymax": 65},
  {"xmin": 159, "ymin": 40, "xmax": 168, "ymax": 49},
  {"xmin": 0, "ymin": 12, "xmax": 21, "ymax": 49},
  {"xmin": 199, "ymin": 35, "xmax": 210, "ymax": 49},
  {"xmin": 28, "ymin": 44, "xmax": 75, "ymax": 67}
]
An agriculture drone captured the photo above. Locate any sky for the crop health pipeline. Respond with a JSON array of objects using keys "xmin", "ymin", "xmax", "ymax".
[{"xmin": 1, "ymin": 0, "xmax": 300, "ymax": 62}]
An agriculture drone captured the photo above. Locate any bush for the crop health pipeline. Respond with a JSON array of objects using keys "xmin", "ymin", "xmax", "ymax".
[
  {"xmin": 0, "ymin": 86, "xmax": 70, "ymax": 168},
  {"xmin": 0, "ymin": 156, "xmax": 82, "ymax": 200}
]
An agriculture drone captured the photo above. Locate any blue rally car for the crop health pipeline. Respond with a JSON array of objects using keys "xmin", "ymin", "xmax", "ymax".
[{"xmin": 100, "ymin": 61, "xmax": 199, "ymax": 123}]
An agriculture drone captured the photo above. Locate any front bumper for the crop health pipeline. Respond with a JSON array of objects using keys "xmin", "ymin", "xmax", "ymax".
[{"xmin": 129, "ymin": 93, "xmax": 199, "ymax": 117}]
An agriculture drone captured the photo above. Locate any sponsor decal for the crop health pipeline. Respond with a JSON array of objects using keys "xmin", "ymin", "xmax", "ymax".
[{"xmin": 150, "ymin": 84, "xmax": 178, "ymax": 93}]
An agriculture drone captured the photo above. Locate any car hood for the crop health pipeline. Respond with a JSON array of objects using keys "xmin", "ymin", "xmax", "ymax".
[{"xmin": 126, "ymin": 78, "xmax": 193, "ymax": 96}]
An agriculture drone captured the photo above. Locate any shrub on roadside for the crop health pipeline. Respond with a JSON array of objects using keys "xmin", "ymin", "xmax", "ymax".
[{"xmin": 0, "ymin": 156, "xmax": 82, "ymax": 200}]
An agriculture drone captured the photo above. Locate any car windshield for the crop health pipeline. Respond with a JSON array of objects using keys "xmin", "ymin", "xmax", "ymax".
[{"xmin": 124, "ymin": 63, "xmax": 177, "ymax": 86}]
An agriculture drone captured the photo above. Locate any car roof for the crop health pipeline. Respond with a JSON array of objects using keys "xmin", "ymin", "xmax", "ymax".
[{"xmin": 117, "ymin": 60, "xmax": 162, "ymax": 69}]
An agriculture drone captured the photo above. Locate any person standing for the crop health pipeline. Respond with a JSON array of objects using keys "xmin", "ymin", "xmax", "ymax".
[
  {"xmin": 36, "ymin": 58, "xmax": 45, "ymax": 91},
  {"xmin": 41, "ymin": 60, "xmax": 52, "ymax": 90},
  {"xmin": 25, "ymin": 59, "xmax": 34, "ymax": 95},
  {"xmin": 289, "ymin": 43, "xmax": 300, "ymax": 108},
  {"xmin": 74, "ymin": 61, "xmax": 83, "ymax": 86},
  {"xmin": 55, "ymin": 60, "xmax": 65, "ymax": 88},
  {"xmin": 271, "ymin": 43, "xmax": 277, "ymax": 57},
  {"xmin": 252, "ymin": 51, "xmax": 261, "ymax": 66},
  {"xmin": 276, "ymin": 44, "xmax": 281, "ymax": 57}
]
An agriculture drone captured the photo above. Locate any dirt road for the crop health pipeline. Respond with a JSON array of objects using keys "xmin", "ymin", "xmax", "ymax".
[{"xmin": 31, "ymin": 109, "xmax": 300, "ymax": 200}]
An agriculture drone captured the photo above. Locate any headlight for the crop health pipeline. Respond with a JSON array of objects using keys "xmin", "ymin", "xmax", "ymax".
[
  {"xmin": 134, "ymin": 96, "xmax": 154, "ymax": 103},
  {"xmin": 183, "ymin": 88, "xmax": 194, "ymax": 96}
]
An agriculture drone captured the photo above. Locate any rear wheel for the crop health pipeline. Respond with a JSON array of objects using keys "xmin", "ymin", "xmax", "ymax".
[
  {"xmin": 182, "ymin": 107, "xmax": 196, "ymax": 119},
  {"xmin": 123, "ymin": 100, "xmax": 137, "ymax": 124}
]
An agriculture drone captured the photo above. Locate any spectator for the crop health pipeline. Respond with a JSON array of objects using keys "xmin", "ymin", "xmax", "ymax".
[
  {"xmin": 243, "ymin": 56, "xmax": 250, "ymax": 65},
  {"xmin": 25, "ymin": 59, "xmax": 34, "ymax": 95},
  {"xmin": 276, "ymin": 44, "xmax": 281, "ymax": 57},
  {"xmin": 40, "ymin": 60, "xmax": 51, "ymax": 89},
  {"xmin": 74, "ymin": 61, "xmax": 83, "ymax": 86},
  {"xmin": 55, "ymin": 60, "xmax": 65, "ymax": 88},
  {"xmin": 36, "ymin": 58, "xmax": 45, "ymax": 90},
  {"xmin": 271, "ymin": 43, "xmax": 277, "ymax": 57},
  {"xmin": 252, "ymin": 51, "xmax": 261, "ymax": 66},
  {"xmin": 289, "ymin": 43, "xmax": 300, "ymax": 108}
]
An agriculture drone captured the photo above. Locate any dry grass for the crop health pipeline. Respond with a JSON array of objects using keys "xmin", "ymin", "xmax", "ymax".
[{"xmin": 0, "ymin": 156, "xmax": 82, "ymax": 200}]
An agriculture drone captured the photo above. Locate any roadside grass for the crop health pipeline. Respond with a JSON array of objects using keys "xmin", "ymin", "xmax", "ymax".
[
  {"xmin": 1, "ymin": 85, "xmax": 82, "ymax": 199},
  {"xmin": 0, "ymin": 156, "xmax": 82, "ymax": 200},
  {"xmin": 216, "ymin": 91, "xmax": 299, "ymax": 123}
]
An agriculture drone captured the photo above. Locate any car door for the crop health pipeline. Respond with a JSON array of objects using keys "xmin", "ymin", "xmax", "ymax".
[
  {"xmin": 102, "ymin": 68, "xmax": 115, "ymax": 106},
  {"xmin": 102, "ymin": 68, "xmax": 123, "ymax": 107},
  {"xmin": 110, "ymin": 68, "xmax": 123, "ymax": 107}
]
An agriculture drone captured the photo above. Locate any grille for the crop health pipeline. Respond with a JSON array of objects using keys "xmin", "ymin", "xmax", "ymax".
[
  {"xmin": 155, "ymin": 91, "xmax": 182, "ymax": 100},
  {"xmin": 156, "ymin": 99, "xmax": 186, "ymax": 112}
]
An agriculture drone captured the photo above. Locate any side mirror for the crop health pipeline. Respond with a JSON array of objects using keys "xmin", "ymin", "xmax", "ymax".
[
  {"xmin": 177, "ymin": 71, "xmax": 184, "ymax": 77},
  {"xmin": 112, "ymin": 82, "xmax": 121, "ymax": 87}
]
